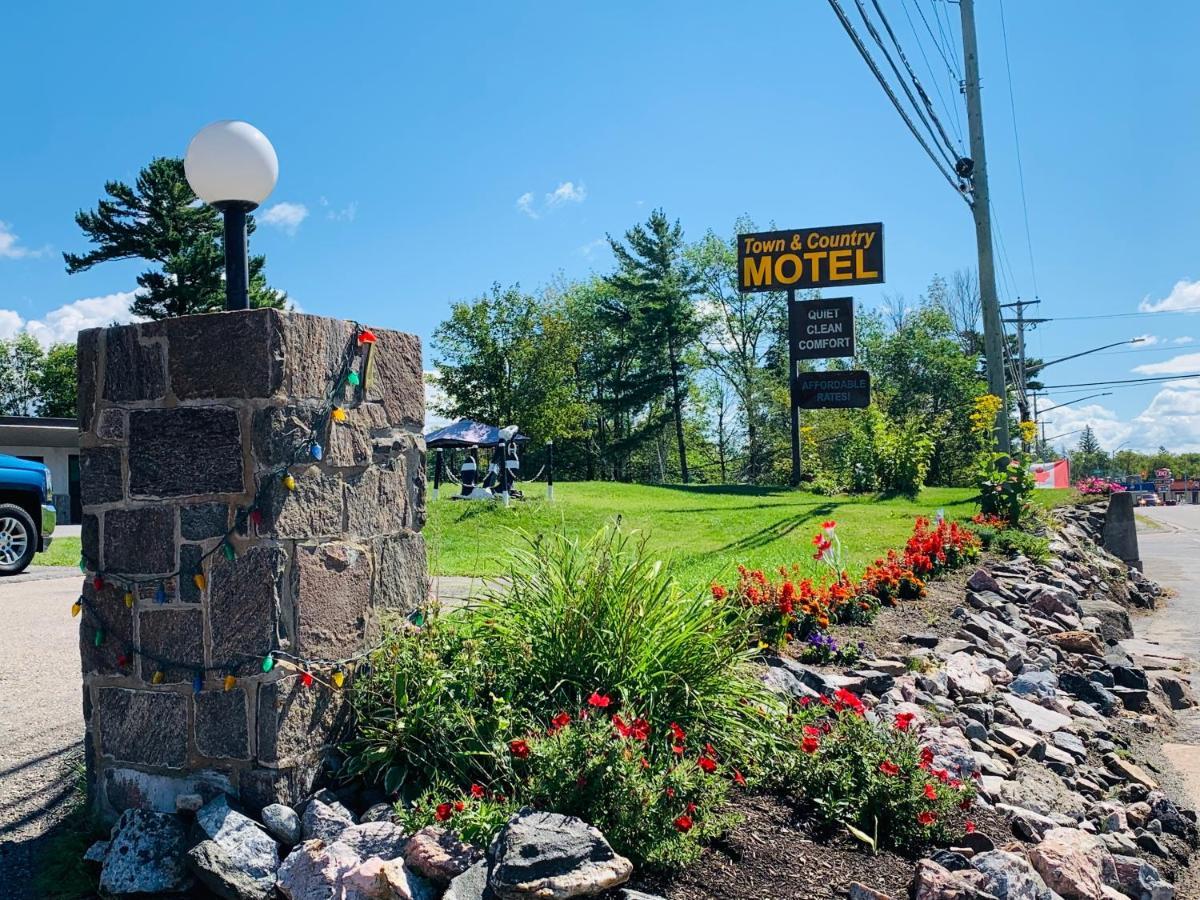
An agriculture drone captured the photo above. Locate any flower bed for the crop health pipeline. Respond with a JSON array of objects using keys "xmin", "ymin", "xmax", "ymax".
[
  {"xmin": 716, "ymin": 517, "xmax": 981, "ymax": 648},
  {"xmin": 1076, "ymin": 476, "xmax": 1126, "ymax": 496}
]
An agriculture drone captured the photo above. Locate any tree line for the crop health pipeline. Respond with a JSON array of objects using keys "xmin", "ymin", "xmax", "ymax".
[{"xmin": 432, "ymin": 210, "xmax": 1006, "ymax": 491}]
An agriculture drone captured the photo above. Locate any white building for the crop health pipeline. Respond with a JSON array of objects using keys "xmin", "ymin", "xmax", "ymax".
[{"xmin": 0, "ymin": 416, "xmax": 78, "ymax": 523}]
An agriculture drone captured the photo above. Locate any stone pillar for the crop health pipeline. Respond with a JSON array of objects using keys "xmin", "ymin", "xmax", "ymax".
[
  {"xmin": 77, "ymin": 310, "xmax": 427, "ymax": 820},
  {"xmin": 1102, "ymin": 490, "xmax": 1142, "ymax": 572}
]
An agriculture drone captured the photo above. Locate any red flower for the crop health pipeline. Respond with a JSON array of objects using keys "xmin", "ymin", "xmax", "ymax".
[
  {"xmin": 703, "ymin": 742, "xmax": 718, "ymax": 759},
  {"xmin": 509, "ymin": 739, "xmax": 530, "ymax": 759},
  {"xmin": 697, "ymin": 756, "xmax": 718, "ymax": 773},
  {"xmin": 959, "ymin": 798, "xmax": 973, "ymax": 811},
  {"xmin": 833, "ymin": 688, "xmax": 865, "ymax": 715},
  {"xmin": 470, "ymin": 784, "xmax": 486, "ymax": 799},
  {"xmin": 665, "ymin": 787, "xmax": 676, "ymax": 798},
  {"xmin": 670, "ymin": 722, "xmax": 687, "ymax": 742},
  {"xmin": 640, "ymin": 757, "xmax": 650, "ymax": 769},
  {"xmin": 923, "ymin": 783, "xmax": 938, "ymax": 801},
  {"xmin": 671, "ymin": 744, "xmax": 685, "ymax": 755},
  {"xmin": 711, "ymin": 583, "xmax": 728, "ymax": 600},
  {"xmin": 879, "ymin": 760, "xmax": 900, "ymax": 777},
  {"xmin": 799, "ymin": 697, "xmax": 811, "ymax": 707},
  {"xmin": 919, "ymin": 747, "xmax": 934, "ymax": 768},
  {"xmin": 732, "ymin": 769, "xmax": 747, "ymax": 787},
  {"xmin": 801, "ymin": 736, "xmax": 819, "ymax": 754},
  {"xmin": 548, "ymin": 711, "xmax": 572, "ymax": 734},
  {"xmin": 802, "ymin": 725, "xmax": 821, "ymax": 738},
  {"xmin": 917, "ymin": 810, "xmax": 937, "ymax": 826},
  {"xmin": 435, "ymin": 803, "xmax": 453, "ymax": 822},
  {"xmin": 588, "ymin": 691, "xmax": 611, "ymax": 709},
  {"xmin": 674, "ymin": 815, "xmax": 693, "ymax": 832},
  {"xmin": 965, "ymin": 821, "xmax": 976, "ymax": 834},
  {"xmin": 454, "ymin": 801, "xmax": 465, "ymax": 812},
  {"xmin": 686, "ymin": 801, "xmax": 697, "ymax": 814},
  {"xmin": 893, "ymin": 712, "xmax": 916, "ymax": 732}
]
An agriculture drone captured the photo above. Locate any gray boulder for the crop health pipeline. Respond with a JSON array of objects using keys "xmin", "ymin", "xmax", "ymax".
[
  {"xmin": 1106, "ymin": 853, "xmax": 1174, "ymax": 899},
  {"xmin": 187, "ymin": 840, "xmax": 274, "ymax": 900},
  {"xmin": 195, "ymin": 794, "xmax": 280, "ymax": 891},
  {"xmin": 445, "ymin": 860, "xmax": 495, "ymax": 900},
  {"xmin": 99, "ymin": 809, "xmax": 194, "ymax": 896},
  {"xmin": 337, "ymin": 820, "xmax": 410, "ymax": 859},
  {"xmin": 261, "ymin": 803, "xmax": 302, "ymax": 847},
  {"xmin": 302, "ymin": 796, "xmax": 354, "ymax": 842},
  {"xmin": 489, "ymin": 809, "xmax": 632, "ymax": 899},
  {"xmin": 971, "ymin": 850, "xmax": 1057, "ymax": 900}
]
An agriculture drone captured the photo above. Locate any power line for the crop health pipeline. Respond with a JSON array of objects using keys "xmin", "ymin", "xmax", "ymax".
[
  {"xmin": 863, "ymin": 0, "xmax": 961, "ymax": 162},
  {"xmin": 1039, "ymin": 373, "xmax": 1200, "ymax": 389},
  {"xmin": 998, "ymin": 0, "xmax": 1039, "ymax": 300},
  {"xmin": 825, "ymin": 0, "xmax": 967, "ymax": 198},
  {"xmin": 1037, "ymin": 309, "xmax": 1200, "ymax": 322},
  {"xmin": 898, "ymin": 0, "xmax": 964, "ymax": 149}
]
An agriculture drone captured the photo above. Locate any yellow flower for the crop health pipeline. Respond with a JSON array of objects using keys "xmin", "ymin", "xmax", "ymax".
[
  {"xmin": 1019, "ymin": 420, "xmax": 1037, "ymax": 444},
  {"xmin": 969, "ymin": 394, "xmax": 1003, "ymax": 435}
]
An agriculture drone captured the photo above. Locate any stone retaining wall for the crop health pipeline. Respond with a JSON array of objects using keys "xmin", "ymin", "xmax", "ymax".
[{"xmin": 77, "ymin": 309, "xmax": 427, "ymax": 820}]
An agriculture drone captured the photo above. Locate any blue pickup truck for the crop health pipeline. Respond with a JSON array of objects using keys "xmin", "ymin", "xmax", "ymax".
[{"xmin": 0, "ymin": 453, "xmax": 55, "ymax": 574}]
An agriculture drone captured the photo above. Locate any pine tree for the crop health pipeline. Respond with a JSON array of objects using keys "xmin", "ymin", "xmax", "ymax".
[
  {"xmin": 1077, "ymin": 425, "xmax": 1102, "ymax": 455},
  {"xmin": 605, "ymin": 210, "xmax": 701, "ymax": 483},
  {"xmin": 64, "ymin": 157, "xmax": 285, "ymax": 319}
]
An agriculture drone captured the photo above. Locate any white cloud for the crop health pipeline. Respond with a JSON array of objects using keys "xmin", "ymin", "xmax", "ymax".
[
  {"xmin": 1174, "ymin": 336, "xmax": 1195, "ymax": 345},
  {"xmin": 260, "ymin": 202, "xmax": 309, "ymax": 235},
  {"xmin": 1132, "ymin": 352, "xmax": 1200, "ymax": 376},
  {"xmin": 1037, "ymin": 381, "xmax": 1200, "ymax": 453},
  {"xmin": 0, "ymin": 221, "xmax": 48, "ymax": 259},
  {"xmin": 1139, "ymin": 279, "xmax": 1200, "ymax": 313},
  {"xmin": 318, "ymin": 197, "xmax": 357, "ymax": 222},
  {"xmin": 0, "ymin": 290, "xmax": 142, "ymax": 347},
  {"xmin": 515, "ymin": 181, "xmax": 587, "ymax": 218},
  {"xmin": 515, "ymin": 192, "xmax": 538, "ymax": 219},
  {"xmin": 578, "ymin": 238, "xmax": 607, "ymax": 257},
  {"xmin": 545, "ymin": 181, "xmax": 586, "ymax": 207},
  {"xmin": 423, "ymin": 370, "xmax": 451, "ymax": 431}
]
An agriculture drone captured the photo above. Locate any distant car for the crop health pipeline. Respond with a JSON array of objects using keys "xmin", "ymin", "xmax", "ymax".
[
  {"xmin": 0, "ymin": 453, "xmax": 55, "ymax": 574},
  {"xmin": 1138, "ymin": 493, "xmax": 1160, "ymax": 507}
]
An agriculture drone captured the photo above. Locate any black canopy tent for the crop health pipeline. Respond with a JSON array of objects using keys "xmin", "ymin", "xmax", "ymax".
[{"xmin": 424, "ymin": 419, "xmax": 541, "ymax": 500}]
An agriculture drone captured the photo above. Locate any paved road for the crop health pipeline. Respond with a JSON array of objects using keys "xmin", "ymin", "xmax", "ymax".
[
  {"xmin": 0, "ymin": 570, "xmax": 84, "ymax": 889},
  {"xmin": 1134, "ymin": 505, "xmax": 1200, "ymax": 806}
]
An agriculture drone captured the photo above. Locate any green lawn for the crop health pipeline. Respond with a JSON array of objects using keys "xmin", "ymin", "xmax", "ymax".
[
  {"xmin": 36, "ymin": 535, "xmax": 81, "ymax": 567},
  {"xmin": 427, "ymin": 482, "xmax": 1068, "ymax": 590}
]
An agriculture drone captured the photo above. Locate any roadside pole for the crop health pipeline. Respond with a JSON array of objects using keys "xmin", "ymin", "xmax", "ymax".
[
  {"xmin": 788, "ymin": 289, "xmax": 801, "ymax": 486},
  {"xmin": 959, "ymin": 0, "xmax": 1010, "ymax": 451}
]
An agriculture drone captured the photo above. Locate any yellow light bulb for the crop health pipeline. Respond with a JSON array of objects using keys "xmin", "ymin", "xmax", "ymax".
[
  {"xmin": 331, "ymin": 407, "xmax": 347, "ymax": 422},
  {"xmin": 152, "ymin": 671, "xmax": 164, "ymax": 685},
  {"xmin": 331, "ymin": 670, "xmax": 345, "ymax": 689},
  {"xmin": 223, "ymin": 674, "xmax": 237, "ymax": 691},
  {"xmin": 193, "ymin": 573, "xmax": 206, "ymax": 591},
  {"xmin": 282, "ymin": 473, "xmax": 297, "ymax": 491},
  {"xmin": 124, "ymin": 591, "xmax": 134, "ymax": 609},
  {"xmin": 71, "ymin": 600, "xmax": 82, "ymax": 617}
]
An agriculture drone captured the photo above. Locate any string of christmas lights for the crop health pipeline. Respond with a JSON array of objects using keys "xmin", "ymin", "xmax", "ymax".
[{"xmin": 75, "ymin": 325, "xmax": 388, "ymax": 693}]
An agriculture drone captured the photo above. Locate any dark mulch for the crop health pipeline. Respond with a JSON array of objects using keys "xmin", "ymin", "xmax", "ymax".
[{"xmin": 620, "ymin": 793, "xmax": 1023, "ymax": 900}]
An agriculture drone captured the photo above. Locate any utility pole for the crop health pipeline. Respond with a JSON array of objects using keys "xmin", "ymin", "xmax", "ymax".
[
  {"xmin": 959, "ymin": 0, "xmax": 1010, "ymax": 451},
  {"xmin": 1001, "ymin": 298, "xmax": 1044, "ymax": 422}
]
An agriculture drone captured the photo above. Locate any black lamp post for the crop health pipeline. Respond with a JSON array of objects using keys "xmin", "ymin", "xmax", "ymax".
[{"xmin": 184, "ymin": 121, "xmax": 279, "ymax": 311}]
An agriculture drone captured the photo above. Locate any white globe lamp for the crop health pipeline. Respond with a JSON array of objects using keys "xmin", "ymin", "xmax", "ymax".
[{"xmin": 184, "ymin": 120, "xmax": 279, "ymax": 310}]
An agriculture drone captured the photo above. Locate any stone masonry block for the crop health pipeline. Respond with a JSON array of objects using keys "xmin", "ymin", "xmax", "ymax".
[
  {"xmin": 278, "ymin": 314, "xmax": 356, "ymax": 401},
  {"xmin": 194, "ymin": 689, "xmax": 251, "ymax": 760},
  {"xmin": 129, "ymin": 407, "xmax": 244, "ymax": 498},
  {"xmin": 95, "ymin": 408, "xmax": 127, "ymax": 442},
  {"xmin": 209, "ymin": 545, "xmax": 287, "ymax": 675},
  {"xmin": 103, "ymin": 326, "xmax": 166, "ymax": 402},
  {"xmin": 103, "ymin": 506, "xmax": 176, "ymax": 574},
  {"xmin": 257, "ymin": 679, "xmax": 348, "ymax": 766},
  {"xmin": 180, "ymin": 503, "xmax": 229, "ymax": 541},
  {"xmin": 260, "ymin": 467, "xmax": 343, "ymax": 539},
  {"xmin": 165, "ymin": 310, "xmax": 283, "ymax": 400},
  {"xmin": 77, "ymin": 328, "xmax": 99, "ymax": 433},
  {"xmin": 80, "ymin": 446, "xmax": 122, "ymax": 507},
  {"xmin": 294, "ymin": 542, "xmax": 372, "ymax": 659},
  {"xmin": 324, "ymin": 402, "xmax": 391, "ymax": 469},
  {"xmin": 372, "ymin": 531, "xmax": 429, "ymax": 622},
  {"xmin": 138, "ymin": 608, "xmax": 204, "ymax": 684},
  {"xmin": 79, "ymin": 582, "xmax": 133, "ymax": 675},
  {"xmin": 179, "ymin": 544, "xmax": 202, "ymax": 603},
  {"xmin": 344, "ymin": 462, "xmax": 410, "ymax": 538},
  {"xmin": 97, "ymin": 687, "xmax": 188, "ymax": 769},
  {"xmin": 363, "ymin": 329, "xmax": 424, "ymax": 428},
  {"xmin": 238, "ymin": 761, "xmax": 322, "ymax": 816},
  {"xmin": 81, "ymin": 513, "xmax": 99, "ymax": 566}
]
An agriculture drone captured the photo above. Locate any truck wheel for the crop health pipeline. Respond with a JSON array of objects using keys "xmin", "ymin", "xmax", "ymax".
[{"xmin": 0, "ymin": 504, "xmax": 37, "ymax": 575}]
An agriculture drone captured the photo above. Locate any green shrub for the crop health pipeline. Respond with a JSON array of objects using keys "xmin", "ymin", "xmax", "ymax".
[
  {"xmin": 975, "ymin": 451, "xmax": 1037, "ymax": 527},
  {"xmin": 463, "ymin": 527, "xmax": 776, "ymax": 752},
  {"xmin": 975, "ymin": 526, "xmax": 1049, "ymax": 562},
  {"xmin": 764, "ymin": 697, "xmax": 975, "ymax": 854},
  {"xmin": 871, "ymin": 410, "xmax": 937, "ymax": 497}
]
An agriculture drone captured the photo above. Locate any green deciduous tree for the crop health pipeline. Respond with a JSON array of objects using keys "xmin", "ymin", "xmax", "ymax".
[
  {"xmin": 34, "ymin": 343, "xmax": 77, "ymax": 417},
  {"xmin": 606, "ymin": 210, "xmax": 702, "ymax": 483},
  {"xmin": 0, "ymin": 336, "xmax": 78, "ymax": 416},
  {"xmin": 432, "ymin": 284, "xmax": 589, "ymax": 445},
  {"xmin": 64, "ymin": 157, "xmax": 285, "ymax": 319}
]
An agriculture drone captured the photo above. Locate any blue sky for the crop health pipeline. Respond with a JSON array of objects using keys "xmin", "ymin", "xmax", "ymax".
[{"xmin": 2, "ymin": 2, "xmax": 1198, "ymax": 451}]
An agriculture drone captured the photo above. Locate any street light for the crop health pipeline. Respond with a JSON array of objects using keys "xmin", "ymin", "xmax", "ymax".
[
  {"xmin": 1026, "ymin": 337, "xmax": 1146, "ymax": 376},
  {"xmin": 184, "ymin": 120, "xmax": 279, "ymax": 310}
]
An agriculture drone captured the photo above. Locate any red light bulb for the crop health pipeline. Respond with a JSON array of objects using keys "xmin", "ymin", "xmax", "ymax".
[{"xmin": 301, "ymin": 672, "xmax": 314, "ymax": 688}]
